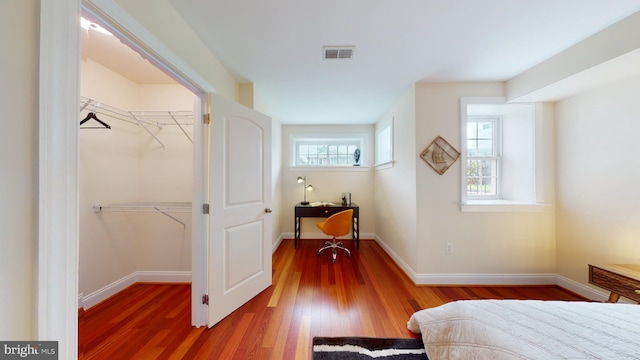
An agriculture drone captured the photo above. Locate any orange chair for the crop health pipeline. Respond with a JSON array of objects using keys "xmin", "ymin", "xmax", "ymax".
[{"xmin": 316, "ymin": 209, "xmax": 353, "ymax": 263}]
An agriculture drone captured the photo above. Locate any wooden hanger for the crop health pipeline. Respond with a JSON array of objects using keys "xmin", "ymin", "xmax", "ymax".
[{"xmin": 80, "ymin": 112, "xmax": 111, "ymax": 129}]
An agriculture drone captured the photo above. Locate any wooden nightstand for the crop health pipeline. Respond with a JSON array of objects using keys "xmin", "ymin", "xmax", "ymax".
[{"xmin": 588, "ymin": 264, "xmax": 640, "ymax": 303}]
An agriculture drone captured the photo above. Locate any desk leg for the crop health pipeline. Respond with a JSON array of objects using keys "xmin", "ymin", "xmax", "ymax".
[
  {"xmin": 294, "ymin": 215, "xmax": 300, "ymax": 248},
  {"xmin": 353, "ymin": 216, "xmax": 359, "ymax": 250}
]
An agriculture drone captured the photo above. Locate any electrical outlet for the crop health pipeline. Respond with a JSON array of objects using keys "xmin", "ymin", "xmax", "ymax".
[{"xmin": 445, "ymin": 242, "xmax": 454, "ymax": 254}]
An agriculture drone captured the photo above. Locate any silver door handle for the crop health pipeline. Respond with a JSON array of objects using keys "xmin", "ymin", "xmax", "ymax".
[{"xmin": 265, "ymin": 208, "xmax": 273, "ymax": 213}]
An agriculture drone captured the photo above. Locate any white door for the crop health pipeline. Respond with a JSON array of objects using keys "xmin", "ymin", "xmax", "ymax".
[{"xmin": 207, "ymin": 94, "xmax": 272, "ymax": 326}]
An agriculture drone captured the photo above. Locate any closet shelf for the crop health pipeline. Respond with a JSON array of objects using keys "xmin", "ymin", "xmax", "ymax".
[
  {"xmin": 93, "ymin": 202, "xmax": 192, "ymax": 227},
  {"xmin": 80, "ymin": 96, "xmax": 194, "ymax": 147},
  {"xmin": 81, "ymin": 96, "xmax": 193, "ymax": 127},
  {"xmin": 93, "ymin": 202, "xmax": 192, "ymax": 213}
]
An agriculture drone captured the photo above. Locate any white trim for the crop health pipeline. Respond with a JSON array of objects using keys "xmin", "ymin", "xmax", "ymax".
[
  {"xmin": 39, "ymin": 1, "xmax": 81, "ymax": 358},
  {"xmin": 555, "ymin": 275, "xmax": 607, "ymax": 302},
  {"xmin": 375, "ymin": 235, "xmax": 563, "ymax": 288},
  {"xmin": 461, "ymin": 201, "xmax": 550, "ymax": 213},
  {"xmin": 80, "ymin": 271, "xmax": 192, "ymax": 309},
  {"xmin": 288, "ymin": 166, "xmax": 369, "ymax": 172},
  {"xmin": 554, "ymin": 274, "xmax": 635, "ymax": 303},
  {"xmin": 281, "ymin": 232, "xmax": 377, "ymax": 242},
  {"xmin": 374, "ymin": 235, "xmax": 420, "ymax": 283},
  {"xmin": 272, "ymin": 234, "xmax": 286, "ymax": 253},
  {"xmin": 414, "ymin": 273, "xmax": 557, "ymax": 285},
  {"xmin": 374, "ymin": 161, "xmax": 395, "ymax": 170}
]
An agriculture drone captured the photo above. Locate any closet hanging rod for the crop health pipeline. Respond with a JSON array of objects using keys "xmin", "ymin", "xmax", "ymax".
[
  {"xmin": 92, "ymin": 202, "xmax": 192, "ymax": 213},
  {"xmin": 80, "ymin": 96, "xmax": 193, "ymax": 128},
  {"xmin": 92, "ymin": 202, "xmax": 191, "ymax": 228}
]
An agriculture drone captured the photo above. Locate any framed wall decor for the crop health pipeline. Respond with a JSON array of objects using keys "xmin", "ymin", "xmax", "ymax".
[{"xmin": 420, "ymin": 136, "xmax": 460, "ymax": 175}]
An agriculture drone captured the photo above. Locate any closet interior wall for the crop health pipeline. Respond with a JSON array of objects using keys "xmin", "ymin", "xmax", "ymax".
[{"xmin": 79, "ymin": 58, "xmax": 193, "ymax": 304}]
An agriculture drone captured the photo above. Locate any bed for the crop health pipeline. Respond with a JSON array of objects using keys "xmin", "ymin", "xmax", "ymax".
[{"xmin": 407, "ymin": 299, "xmax": 640, "ymax": 359}]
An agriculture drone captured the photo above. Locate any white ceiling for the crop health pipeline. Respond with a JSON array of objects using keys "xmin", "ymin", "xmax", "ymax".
[{"xmin": 84, "ymin": 1, "xmax": 640, "ymax": 125}]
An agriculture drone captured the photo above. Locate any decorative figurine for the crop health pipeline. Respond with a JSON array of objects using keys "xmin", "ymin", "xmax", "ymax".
[{"xmin": 353, "ymin": 148, "xmax": 361, "ymax": 166}]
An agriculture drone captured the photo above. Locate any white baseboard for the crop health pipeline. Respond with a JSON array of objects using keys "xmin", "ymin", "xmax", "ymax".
[
  {"xmin": 273, "ymin": 233, "xmax": 287, "ymax": 253},
  {"xmin": 373, "ymin": 235, "xmax": 419, "ymax": 282},
  {"xmin": 278, "ymin": 232, "xmax": 377, "ymax": 242},
  {"xmin": 80, "ymin": 271, "xmax": 191, "ymax": 310},
  {"xmin": 555, "ymin": 275, "xmax": 636, "ymax": 303},
  {"xmin": 555, "ymin": 274, "xmax": 617, "ymax": 302},
  {"xmin": 414, "ymin": 273, "xmax": 557, "ymax": 285},
  {"xmin": 374, "ymin": 234, "xmax": 560, "ymax": 287},
  {"xmin": 136, "ymin": 270, "xmax": 191, "ymax": 283}
]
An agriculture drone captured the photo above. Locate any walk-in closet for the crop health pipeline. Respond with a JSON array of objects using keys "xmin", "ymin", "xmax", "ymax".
[{"xmin": 78, "ymin": 21, "xmax": 195, "ymax": 309}]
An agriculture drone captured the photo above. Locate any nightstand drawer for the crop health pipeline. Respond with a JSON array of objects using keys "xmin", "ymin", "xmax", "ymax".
[{"xmin": 589, "ymin": 265, "xmax": 640, "ymax": 302}]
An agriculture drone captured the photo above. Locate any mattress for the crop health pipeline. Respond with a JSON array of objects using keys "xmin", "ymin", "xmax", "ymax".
[{"xmin": 407, "ymin": 299, "xmax": 640, "ymax": 360}]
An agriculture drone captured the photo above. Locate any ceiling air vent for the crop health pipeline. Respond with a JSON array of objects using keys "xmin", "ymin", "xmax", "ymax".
[{"xmin": 323, "ymin": 46, "xmax": 354, "ymax": 60}]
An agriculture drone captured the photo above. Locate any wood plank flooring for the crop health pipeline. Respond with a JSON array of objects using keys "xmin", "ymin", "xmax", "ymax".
[{"xmin": 79, "ymin": 239, "xmax": 586, "ymax": 359}]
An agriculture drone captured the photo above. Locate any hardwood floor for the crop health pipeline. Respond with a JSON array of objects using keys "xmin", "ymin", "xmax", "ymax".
[{"xmin": 79, "ymin": 239, "xmax": 586, "ymax": 359}]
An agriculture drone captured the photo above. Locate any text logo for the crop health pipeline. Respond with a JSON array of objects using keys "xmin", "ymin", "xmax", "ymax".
[{"xmin": 1, "ymin": 342, "xmax": 57, "ymax": 359}]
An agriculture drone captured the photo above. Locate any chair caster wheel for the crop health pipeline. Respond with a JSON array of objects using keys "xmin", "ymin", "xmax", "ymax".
[
  {"xmin": 317, "ymin": 251, "xmax": 321, "ymax": 256},
  {"xmin": 346, "ymin": 253, "xmax": 351, "ymax": 258},
  {"xmin": 332, "ymin": 258, "xmax": 336, "ymax": 263}
]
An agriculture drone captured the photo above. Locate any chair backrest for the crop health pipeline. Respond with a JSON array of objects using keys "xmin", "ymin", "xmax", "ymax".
[{"xmin": 317, "ymin": 209, "xmax": 353, "ymax": 237}]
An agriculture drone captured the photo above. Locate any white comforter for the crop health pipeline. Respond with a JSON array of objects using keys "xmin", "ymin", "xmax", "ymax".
[{"xmin": 407, "ymin": 300, "xmax": 640, "ymax": 360}]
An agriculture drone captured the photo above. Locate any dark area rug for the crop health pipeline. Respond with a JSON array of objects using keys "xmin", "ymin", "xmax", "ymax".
[{"xmin": 312, "ymin": 337, "xmax": 428, "ymax": 359}]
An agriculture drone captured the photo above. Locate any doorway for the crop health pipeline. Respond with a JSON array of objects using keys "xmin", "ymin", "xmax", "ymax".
[
  {"xmin": 78, "ymin": 15, "xmax": 197, "ymax": 313},
  {"xmin": 39, "ymin": 3, "xmax": 271, "ymax": 358},
  {"xmin": 77, "ymin": 7, "xmax": 209, "ymax": 327}
]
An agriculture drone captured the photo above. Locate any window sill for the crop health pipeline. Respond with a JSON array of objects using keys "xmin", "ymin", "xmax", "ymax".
[
  {"xmin": 374, "ymin": 161, "xmax": 394, "ymax": 170},
  {"xmin": 288, "ymin": 166, "xmax": 369, "ymax": 172},
  {"xmin": 461, "ymin": 200, "xmax": 550, "ymax": 213}
]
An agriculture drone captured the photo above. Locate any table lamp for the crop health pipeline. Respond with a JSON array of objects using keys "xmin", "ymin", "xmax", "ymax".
[{"xmin": 296, "ymin": 176, "xmax": 313, "ymax": 205}]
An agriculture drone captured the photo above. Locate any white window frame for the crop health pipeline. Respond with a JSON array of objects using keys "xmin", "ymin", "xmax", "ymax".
[
  {"xmin": 466, "ymin": 116, "xmax": 501, "ymax": 200},
  {"xmin": 460, "ymin": 97, "xmax": 546, "ymax": 212},
  {"xmin": 289, "ymin": 134, "xmax": 367, "ymax": 169}
]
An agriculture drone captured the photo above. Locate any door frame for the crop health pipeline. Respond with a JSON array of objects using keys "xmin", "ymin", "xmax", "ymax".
[{"xmin": 40, "ymin": 0, "xmax": 214, "ymax": 357}]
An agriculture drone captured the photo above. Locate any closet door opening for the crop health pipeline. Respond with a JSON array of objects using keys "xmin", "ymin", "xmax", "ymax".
[{"xmin": 77, "ymin": 14, "xmax": 200, "ymax": 324}]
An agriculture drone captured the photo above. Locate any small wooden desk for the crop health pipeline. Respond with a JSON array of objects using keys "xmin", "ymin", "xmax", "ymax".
[
  {"xmin": 588, "ymin": 264, "xmax": 640, "ymax": 303},
  {"xmin": 294, "ymin": 202, "xmax": 359, "ymax": 249}
]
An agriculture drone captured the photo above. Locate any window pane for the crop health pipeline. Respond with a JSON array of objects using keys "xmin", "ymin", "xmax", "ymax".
[
  {"xmin": 467, "ymin": 120, "xmax": 494, "ymax": 157},
  {"xmin": 466, "ymin": 158, "xmax": 498, "ymax": 196},
  {"xmin": 477, "ymin": 139, "xmax": 493, "ymax": 156},
  {"xmin": 293, "ymin": 137, "xmax": 364, "ymax": 166}
]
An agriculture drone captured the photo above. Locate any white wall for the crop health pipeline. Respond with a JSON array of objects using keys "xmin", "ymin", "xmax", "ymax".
[
  {"xmin": 374, "ymin": 86, "xmax": 418, "ymax": 269},
  {"xmin": 414, "ymin": 83, "xmax": 557, "ymax": 279},
  {"xmin": 281, "ymin": 125, "xmax": 375, "ymax": 239},
  {"xmin": 79, "ymin": 59, "xmax": 193, "ymax": 298},
  {"xmin": 0, "ymin": 0, "xmax": 38, "ymax": 340},
  {"xmin": 555, "ymin": 75, "xmax": 640, "ymax": 290}
]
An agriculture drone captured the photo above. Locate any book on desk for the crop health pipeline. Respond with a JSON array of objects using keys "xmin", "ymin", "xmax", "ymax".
[{"xmin": 309, "ymin": 201, "xmax": 337, "ymax": 206}]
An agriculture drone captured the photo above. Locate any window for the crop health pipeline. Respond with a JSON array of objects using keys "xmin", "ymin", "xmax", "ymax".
[
  {"xmin": 460, "ymin": 97, "xmax": 543, "ymax": 211},
  {"xmin": 375, "ymin": 117, "xmax": 394, "ymax": 168},
  {"xmin": 466, "ymin": 116, "xmax": 500, "ymax": 199},
  {"xmin": 291, "ymin": 135, "xmax": 365, "ymax": 167}
]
